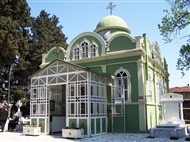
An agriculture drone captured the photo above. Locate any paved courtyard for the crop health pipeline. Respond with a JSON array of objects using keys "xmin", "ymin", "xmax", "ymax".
[{"xmin": 0, "ymin": 131, "xmax": 190, "ymax": 142}]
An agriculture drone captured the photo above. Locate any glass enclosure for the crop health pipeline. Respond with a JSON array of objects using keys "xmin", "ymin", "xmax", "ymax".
[
  {"xmin": 30, "ymin": 86, "xmax": 49, "ymax": 117},
  {"xmin": 67, "ymin": 81, "xmax": 107, "ymax": 117}
]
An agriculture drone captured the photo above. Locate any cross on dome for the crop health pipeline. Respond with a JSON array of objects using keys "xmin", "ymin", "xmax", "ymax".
[{"xmin": 106, "ymin": 2, "xmax": 116, "ymax": 15}]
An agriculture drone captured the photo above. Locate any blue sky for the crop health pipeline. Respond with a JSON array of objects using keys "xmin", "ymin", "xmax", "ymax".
[{"xmin": 27, "ymin": 0, "xmax": 189, "ymax": 88}]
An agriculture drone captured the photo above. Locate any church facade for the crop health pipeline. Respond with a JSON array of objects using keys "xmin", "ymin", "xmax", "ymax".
[{"xmin": 30, "ymin": 13, "xmax": 169, "ymax": 136}]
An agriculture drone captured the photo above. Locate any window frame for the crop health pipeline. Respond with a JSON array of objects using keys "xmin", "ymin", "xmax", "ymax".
[
  {"xmin": 74, "ymin": 47, "xmax": 80, "ymax": 60},
  {"xmin": 81, "ymin": 41, "xmax": 89, "ymax": 59},
  {"xmin": 114, "ymin": 69, "xmax": 131, "ymax": 102}
]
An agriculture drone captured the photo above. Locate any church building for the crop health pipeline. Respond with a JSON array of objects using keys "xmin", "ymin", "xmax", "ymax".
[{"xmin": 29, "ymin": 3, "xmax": 169, "ymax": 136}]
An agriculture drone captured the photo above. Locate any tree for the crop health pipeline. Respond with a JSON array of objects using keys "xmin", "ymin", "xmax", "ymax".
[
  {"xmin": 27, "ymin": 10, "xmax": 68, "ymax": 76},
  {"xmin": 0, "ymin": 2, "xmax": 68, "ymax": 117},
  {"xmin": 0, "ymin": 0, "xmax": 32, "ymax": 117},
  {"xmin": 158, "ymin": 0, "xmax": 190, "ymax": 76},
  {"xmin": 0, "ymin": 0, "xmax": 32, "ymax": 99}
]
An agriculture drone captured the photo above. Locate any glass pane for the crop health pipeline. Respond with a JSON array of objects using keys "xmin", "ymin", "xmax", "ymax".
[
  {"xmin": 71, "ymin": 86, "xmax": 74, "ymax": 96},
  {"xmin": 91, "ymin": 103, "xmax": 93, "ymax": 114},
  {"xmin": 97, "ymin": 103, "xmax": 99, "ymax": 114},
  {"xmin": 116, "ymin": 105, "xmax": 121, "ymax": 113},
  {"xmin": 91, "ymin": 85, "xmax": 93, "ymax": 95},
  {"xmin": 102, "ymin": 104, "xmax": 104, "ymax": 113},
  {"xmin": 125, "ymin": 90, "xmax": 128, "ymax": 100},
  {"xmin": 93, "ymin": 103, "xmax": 97, "ymax": 114},
  {"xmin": 81, "ymin": 85, "xmax": 85, "ymax": 95},
  {"xmin": 102, "ymin": 87, "xmax": 104, "ymax": 97},
  {"xmin": 81, "ymin": 103, "xmax": 85, "ymax": 114},
  {"xmin": 124, "ymin": 78, "xmax": 127, "ymax": 89},
  {"xmin": 71, "ymin": 103, "xmax": 75, "ymax": 114}
]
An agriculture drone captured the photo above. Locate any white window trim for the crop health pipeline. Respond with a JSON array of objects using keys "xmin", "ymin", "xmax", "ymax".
[
  {"xmin": 114, "ymin": 68, "xmax": 131, "ymax": 102},
  {"xmin": 73, "ymin": 40, "xmax": 99, "ymax": 60},
  {"xmin": 90, "ymin": 42, "xmax": 99, "ymax": 58},
  {"xmin": 73, "ymin": 47, "xmax": 79, "ymax": 60},
  {"xmin": 80, "ymin": 40, "xmax": 90, "ymax": 59}
]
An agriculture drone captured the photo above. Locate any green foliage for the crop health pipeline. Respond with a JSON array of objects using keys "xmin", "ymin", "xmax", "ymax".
[
  {"xmin": 27, "ymin": 10, "xmax": 68, "ymax": 76},
  {"xmin": 0, "ymin": 0, "xmax": 32, "ymax": 103},
  {"xmin": 177, "ymin": 43, "xmax": 190, "ymax": 76},
  {"xmin": 158, "ymin": 0, "xmax": 190, "ymax": 75},
  {"xmin": 0, "ymin": 1, "xmax": 68, "ymax": 106}
]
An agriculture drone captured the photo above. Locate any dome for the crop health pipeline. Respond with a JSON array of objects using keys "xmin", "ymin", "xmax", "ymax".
[{"xmin": 94, "ymin": 15, "xmax": 131, "ymax": 34}]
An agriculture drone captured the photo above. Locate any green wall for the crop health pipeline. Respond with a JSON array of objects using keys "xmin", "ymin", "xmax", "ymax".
[
  {"xmin": 125, "ymin": 105, "xmax": 139, "ymax": 132},
  {"xmin": 91, "ymin": 119, "xmax": 95, "ymax": 134},
  {"xmin": 79, "ymin": 119, "xmax": 87, "ymax": 135},
  {"xmin": 69, "ymin": 119, "xmax": 77, "ymax": 128},
  {"xmin": 109, "ymin": 36, "xmax": 136, "ymax": 52},
  {"xmin": 39, "ymin": 118, "xmax": 45, "ymax": 133},
  {"xmin": 45, "ymin": 49, "xmax": 65, "ymax": 62},
  {"xmin": 107, "ymin": 62, "xmax": 139, "ymax": 102},
  {"xmin": 96, "ymin": 118, "xmax": 100, "ymax": 134},
  {"xmin": 113, "ymin": 117, "xmax": 124, "ymax": 132}
]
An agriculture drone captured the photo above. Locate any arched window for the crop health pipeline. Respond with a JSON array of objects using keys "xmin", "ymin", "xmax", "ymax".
[
  {"xmin": 74, "ymin": 47, "xmax": 79, "ymax": 60},
  {"xmin": 90, "ymin": 44, "xmax": 96, "ymax": 57},
  {"xmin": 116, "ymin": 71, "xmax": 128, "ymax": 101},
  {"xmin": 81, "ymin": 41, "xmax": 88, "ymax": 58}
]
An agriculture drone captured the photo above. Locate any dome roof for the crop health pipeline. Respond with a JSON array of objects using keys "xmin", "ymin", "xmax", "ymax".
[{"xmin": 94, "ymin": 15, "xmax": 131, "ymax": 34}]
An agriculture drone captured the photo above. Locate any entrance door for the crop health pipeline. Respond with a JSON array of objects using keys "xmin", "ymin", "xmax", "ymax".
[
  {"xmin": 49, "ymin": 85, "xmax": 66, "ymax": 133},
  {"xmin": 111, "ymin": 85, "xmax": 125, "ymax": 132}
]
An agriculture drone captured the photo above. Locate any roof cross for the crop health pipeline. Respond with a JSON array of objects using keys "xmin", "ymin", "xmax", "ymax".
[
  {"xmin": 106, "ymin": 2, "xmax": 116, "ymax": 15},
  {"xmin": 53, "ymin": 47, "xmax": 61, "ymax": 58}
]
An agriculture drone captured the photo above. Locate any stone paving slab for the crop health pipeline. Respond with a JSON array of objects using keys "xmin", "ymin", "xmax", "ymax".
[{"xmin": 0, "ymin": 131, "xmax": 189, "ymax": 142}]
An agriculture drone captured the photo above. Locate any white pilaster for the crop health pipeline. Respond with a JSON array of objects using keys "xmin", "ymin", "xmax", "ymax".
[
  {"xmin": 87, "ymin": 72, "xmax": 91, "ymax": 137},
  {"xmin": 66, "ymin": 83, "xmax": 69, "ymax": 127},
  {"xmin": 137, "ymin": 61, "xmax": 146, "ymax": 131},
  {"xmin": 137, "ymin": 61, "xmax": 145, "ymax": 101}
]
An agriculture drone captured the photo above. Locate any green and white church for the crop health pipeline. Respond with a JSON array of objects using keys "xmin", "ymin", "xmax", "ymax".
[{"xmin": 29, "ymin": 4, "xmax": 169, "ymax": 136}]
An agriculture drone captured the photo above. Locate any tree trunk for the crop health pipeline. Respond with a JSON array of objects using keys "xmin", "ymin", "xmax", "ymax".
[{"xmin": 7, "ymin": 64, "xmax": 13, "ymax": 118}]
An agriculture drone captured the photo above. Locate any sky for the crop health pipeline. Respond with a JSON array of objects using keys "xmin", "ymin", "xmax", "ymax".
[{"xmin": 27, "ymin": 0, "xmax": 189, "ymax": 88}]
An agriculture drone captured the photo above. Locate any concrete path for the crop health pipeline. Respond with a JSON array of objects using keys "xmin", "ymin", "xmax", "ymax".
[{"xmin": 0, "ymin": 131, "xmax": 189, "ymax": 142}]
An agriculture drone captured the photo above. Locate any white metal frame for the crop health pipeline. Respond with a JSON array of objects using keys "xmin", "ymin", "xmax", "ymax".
[
  {"xmin": 30, "ymin": 60, "xmax": 111, "ymax": 136},
  {"xmin": 111, "ymin": 85, "xmax": 126, "ymax": 132}
]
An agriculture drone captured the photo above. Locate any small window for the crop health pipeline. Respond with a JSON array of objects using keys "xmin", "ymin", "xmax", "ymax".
[
  {"xmin": 91, "ymin": 44, "xmax": 96, "ymax": 57},
  {"xmin": 74, "ymin": 47, "xmax": 79, "ymax": 60},
  {"xmin": 81, "ymin": 42, "xmax": 88, "ymax": 58}
]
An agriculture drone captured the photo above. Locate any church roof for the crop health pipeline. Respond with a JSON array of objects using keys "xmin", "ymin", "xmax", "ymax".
[
  {"xmin": 94, "ymin": 15, "xmax": 131, "ymax": 34},
  {"xmin": 30, "ymin": 59, "xmax": 112, "ymax": 79}
]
